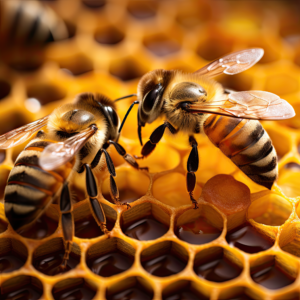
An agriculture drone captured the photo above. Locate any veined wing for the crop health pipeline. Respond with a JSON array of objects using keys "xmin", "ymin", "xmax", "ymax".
[
  {"xmin": 39, "ymin": 126, "xmax": 97, "ymax": 170},
  {"xmin": 0, "ymin": 115, "xmax": 49, "ymax": 149},
  {"xmin": 186, "ymin": 91, "xmax": 295, "ymax": 120},
  {"xmin": 194, "ymin": 48, "xmax": 264, "ymax": 78}
]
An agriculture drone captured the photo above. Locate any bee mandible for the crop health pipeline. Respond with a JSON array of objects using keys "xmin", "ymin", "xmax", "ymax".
[{"xmin": 117, "ymin": 49, "xmax": 295, "ymax": 208}]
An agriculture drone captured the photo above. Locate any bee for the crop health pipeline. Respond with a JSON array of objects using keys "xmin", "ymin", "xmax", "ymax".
[
  {"xmin": 0, "ymin": 0, "xmax": 69, "ymax": 69},
  {"xmin": 117, "ymin": 49, "xmax": 295, "ymax": 208},
  {"xmin": 0, "ymin": 93, "xmax": 142, "ymax": 269}
]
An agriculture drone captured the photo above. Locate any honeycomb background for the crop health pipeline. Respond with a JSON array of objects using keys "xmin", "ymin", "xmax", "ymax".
[{"xmin": 1, "ymin": 0, "xmax": 300, "ymax": 299}]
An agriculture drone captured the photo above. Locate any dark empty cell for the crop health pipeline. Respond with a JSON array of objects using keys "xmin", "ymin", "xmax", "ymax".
[
  {"xmin": 64, "ymin": 21, "xmax": 76, "ymax": 39},
  {"xmin": 194, "ymin": 252, "xmax": 242, "ymax": 282},
  {"xmin": 8, "ymin": 49, "xmax": 44, "ymax": 72},
  {"xmin": 52, "ymin": 280, "xmax": 97, "ymax": 300},
  {"xmin": 104, "ymin": 188, "xmax": 143, "ymax": 205},
  {"xmin": 0, "ymin": 112, "xmax": 27, "ymax": 135},
  {"xmin": 230, "ymin": 295, "xmax": 254, "ymax": 300},
  {"xmin": 285, "ymin": 162, "xmax": 300, "ymax": 170},
  {"xmin": 33, "ymin": 250, "xmax": 80, "ymax": 276},
  {"xmin": 82, "ymin": 0, "xmax": 106, "ymax": 9},
  {"xmin": 107, "ymin": 284, "xmax": 153, "ymax": 300},
  {"xmin": 1, "ymin": 276, "xmax": 43, "ymax": 300},
  {"xmin": 18, "ymin": 214, "xmax": 58, "ymax": 239},
  {"xmin": 176, "ymin": 217, "xmax": 221, "ymax": 245},
  {"xmin": 87, "ymin": 250, "xmax": 134, "ymax": 277},
  {"xmin": 142, "ymin": 254, "xmax": 186, "ymax": 277},
  {"xmin": 196, "ymin": 38, "xmax": 233, "ymax": 61},
  {"xmin": 123, "ymin": 216, "xmax": 168, "ymax": 241},
  {"xmin": 27, "ymin": 84, "xmax": 66, "ymax": 105},
  {"xmin": 163, "ymin": 289, "xmax": 208, "ymax": 300},
  {"xmin": 144, "ymin": 35, "xmax": 180, "ymax": 57},
  {"xmin": 295, "ymin": 52, "xmax": 300, "ymax": 67},
  {"xmin": 60, "ymin": 55, "xmax": 93, "ymax": 76},
  {"xmin": 0, "ymin": 80, "xmax": 11, "ymax": 100},
  {"xmin": 127, "ymin": 1, "xmax": 157, "ymax": 19},
  {"xmin": 95, "ymin": 26, "xmax": 124, "ymax": 45},
  {"xmin": 0, "ymin": 219, "xmax": 8, "ymax": 233},
  {"xmin": 218, "ymin": 73, "xmax": 253, "ymax": 92},
  {"xmin": 226, "ymin": 223, "xmax": 274, "ymax": 254},
  {"xmin": 0, "ymin": 250, "xmax": 26, "ymax": 273},
  {"xmin": 109, "ymin": 59, "xmax": 146, "ymax": 81},
  {"xmin": 251, "ymin": 260, "xmax": 295, "ymax": 290},
  {"xmin": 75, "ymin": 215, "xmax": 114, "ymax": 239}
]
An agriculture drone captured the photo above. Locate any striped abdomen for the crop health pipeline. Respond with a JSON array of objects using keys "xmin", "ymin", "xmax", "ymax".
[
  {"xmin": 204, "ymin": 115, "xmax": 277, "ymax": 189},
  {"xmin": 4, "ymin": 139, "xmax": 74, "ymax": 231}
]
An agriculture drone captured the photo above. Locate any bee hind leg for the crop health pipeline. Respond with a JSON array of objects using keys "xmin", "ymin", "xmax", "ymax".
[
  {"xmin": 187, "ymin": 136, "xmax": 199, "ymax": 209},
  {"xmin": 60, "ymin": 182, "xmax": 74, "ymax": 270},
  {"xmin": 84, "ymin": 164, "xmax": 109, "ymax": 234}
]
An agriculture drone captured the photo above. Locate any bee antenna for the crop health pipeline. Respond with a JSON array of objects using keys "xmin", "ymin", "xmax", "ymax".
[
  {"xmin": 118, "ymin": 100, "xmax": 140, "ymax": 135},
  {"xmin": 114, "ymin": 94, "xmax": 137, "ymax": 102},
  {"xmin": 137, "ymin": 113, "xmax": 143, "ymax": 146}
]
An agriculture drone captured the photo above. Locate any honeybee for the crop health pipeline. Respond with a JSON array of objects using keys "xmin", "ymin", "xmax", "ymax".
[
  {"xmin": 0, "ymin": 0, "xmax": 69, "ymax": 69},
  {"xmin": 0, "ymin": 93, "xmax": 142, "ymax": 269},
  {"xmin": 117, "ymin": 49, "xmax": 295, "ymax": 208}
]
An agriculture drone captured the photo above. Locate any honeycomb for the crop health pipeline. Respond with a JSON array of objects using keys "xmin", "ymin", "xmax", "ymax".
[{"xmin": 1, "ymin": 0, "xmax": 300, "ymax": 299}]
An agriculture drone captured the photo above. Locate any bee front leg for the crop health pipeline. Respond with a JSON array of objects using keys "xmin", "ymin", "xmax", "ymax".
[
  {"xmin": 187, "ymin": 136, "xmax": 199, "ymax": 209},
  {"xmin": 84, "ymin": 164, "xmax": 108, "ymax": 235},
  {"xmin": 60, "ymin": 182, "xmax": 74, "ymax": 270},
  {"xmin": 135, "ymin": 121, "xmax": 178, "ymax": 159},
  {"xmin": 101, "ymin": 149, "xmax": 130, "ymax": 209}
]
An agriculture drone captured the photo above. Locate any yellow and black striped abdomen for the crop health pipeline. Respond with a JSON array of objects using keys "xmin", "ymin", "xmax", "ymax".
[
  {"xmin": 204, "ymin": 115, "xmax": 277, "ymax": 189},
  {"xmin": 4, "ymin": 140, "xmax": 73, "ymax": 231}
]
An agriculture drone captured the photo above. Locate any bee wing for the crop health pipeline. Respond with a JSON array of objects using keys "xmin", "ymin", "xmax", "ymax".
[
  {"xmin": 194, "ymin": 48, "xmax": 264, "ymax": 78},
  {"xmin": 0, "ymin": 115, "xmax": 49, "ymax": 149},
  {"xmin": 39, "ymin": 126, "xmax": 97, "ymax": 170},
  {"xmin": 187, "ymin": 91, "xmax": 295, "ymax": 120}
]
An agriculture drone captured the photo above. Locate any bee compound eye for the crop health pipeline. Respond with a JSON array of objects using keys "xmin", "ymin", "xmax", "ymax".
[
  {"xmin": 143, "ymin": 83, "xmax": 164, "ymax": 112},
  {"xmin": 105, "ymin": 106, "xmax": 119, "ymax": 127}
]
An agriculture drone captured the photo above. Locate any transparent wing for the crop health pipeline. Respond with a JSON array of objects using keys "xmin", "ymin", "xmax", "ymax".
[
  {"xmin": 194, "ymin": 48, "xmax": 264, "ymax": 77},
  {"xmin": 0, "ymin": 115, "xmax": 49, "ymax": 149},
  {"xmin": 39, "ymin": 126, "xmax": 97, "ymax": 170},
  {"xmin": 187, "ymin": 91, "xmax": 295, "ymax": 120}
]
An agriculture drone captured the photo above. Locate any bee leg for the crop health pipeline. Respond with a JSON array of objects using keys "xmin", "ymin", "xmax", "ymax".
[
  {"xmin": 187, "ymin": 136, "xmax": 199, "ymax": 209},
  {"xmin": 135, "ymin": 121, "xmax": 178, "ymax": 159},
  {"xmin": 85, "ymin": 164, "xmax": 108, "ymax": 235},
  {"xmin": 60, "ymin": 182, "xmax": 74, "ymax": 270},
  {"xmin": 102, "ymin": 149, "xmax": 130, "ymax": 209},
  {"xmin": 107, "ymin": 140, "xmax": 148, "ymax": 171}
]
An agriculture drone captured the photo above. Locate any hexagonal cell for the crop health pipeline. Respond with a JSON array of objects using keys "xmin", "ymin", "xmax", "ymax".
[
  {"xmin": 265, "ymin": 127, "xmax": 291, "ymax": 160},
  {"xmin": 226, "ymin": 222, "xmax": 274, "ymax": 254},
  {"xmin": 248, "ymin": 194, "xmax": 292, "ymax": 226},
  {"xmin": 279, "ymin": 102, "xmax": 300, "ymax": 129},
  {"xmin": 218, "ymin": 286, "xmax": 262, "ymax": 300},
  {"xmin": 274, "ymin": 291, "xmax": 300, "ymax": 300},
  {"xmin": 0, "ymin": 168, "xmax": 10, "ymax": 199},
  {"xmin": 193, "ymin": 247, "xmax": 243, "ymax": 282},
  {"xmin": 102, "ymin": 168, "xmax": 150, "ymax": 205},
  {"xmin": 0, "ymin": 275, "xmax": 43, "ymax": 300},
  {"xmin": 278, "ymin": 163, "xmax": 300, "ymax": 198},
  {"xmin": 121, "ymin": 202, "xmax": 170, "ymax": 241},
  {"xmin": 162, "ymin": 280, "xmax": 209, "ymax": 300},
  {"xmin": 106, "ymin": 276, "xmax": 154, "ymax": 300},
  {"xmin": 217, "ymin": 72, "xmax": 253, "ymax": 92},
  {"xmin": 250, "ymin": 255, "xmax": 297, "ymax": 290},
  {"xmin": 17, "ymin": 205, "xmax": 59, "ymax": 239},
  {"xmin": 32, "ymin": 237, "xmax": 80, "ymax": 276},
  {"xmin": 0, "ymin": 111, "xmax": 28, "ymax": 136},
  {"xmin": 86, "ymin": 237, "xmax": 135, "ymax": 277},
  {"xmin": 175, "ymin": 206, "xmax": 223, "ymax": 245},
  {"xmin": 141, "ymin": 241, "xmax": 188, "ymax": 277},
  {"xmin": 0, "ymin": 79, "xmax": 11, "ymax": 100},
  {"xmin": 264, "ymin": 74, "xmax": 299, "ymax": 96},
  {"xmin": 0, "ymin": 238, "xmax": 28, "ymax": 273},
  {"xmin": 74, "ymin": 201, "xmax": 116, "ymax": 239},
  {"xmin": 82, "ymin": 0, "xmax": 106, "ymax": 9},
  {"xmin": 59, "ymin": 54, "xmax": 93, "ymax": 76},
  {"xmin": 95, "ymin": 26, "xmax": 125, "ymax": 45},
  {"xmin": 279, "ymin": 221, "xmax": 300, "ymax": 257},
  {"xmin": 109, "ymin": 57, "xmax": 149, "ymax": 82},
  {"xmin": 153, "ymin": 172, "xmax": 201, "ymax": 208},
  {"xmin": 52, "ymin": 277, "xmax": 97, "ymax": 300},
  {"xmin": 127, "ymin": 0, "xmax": 158, "ymax": 19},
  {"xmin": 196, "ymin": 35, "xmax": 234, "ymax": 61},
  {"xmin": 26, "ymin": 83, "xmax": 66, "ymax": 106},
  {"xmin": 143, "ymin": 33, "xmax": 181, "ymax": 57}
]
